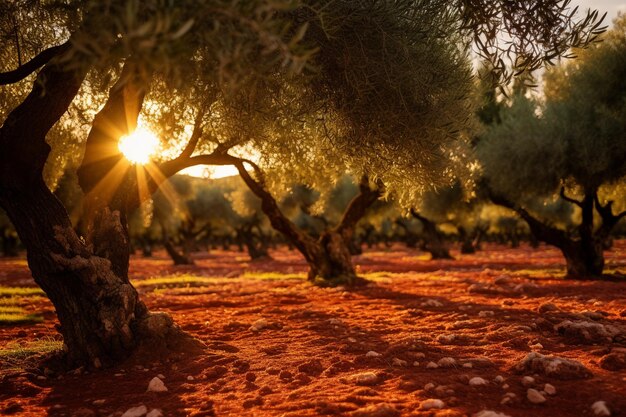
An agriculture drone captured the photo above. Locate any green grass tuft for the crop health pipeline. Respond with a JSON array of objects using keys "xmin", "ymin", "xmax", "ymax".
[
  {"xmin": 0, "ymin": 312, "xmax": 43, "ymax": 325},
  {"xmin": 0, "ymin": 338, "xmax": 63, "ymax": 375},
  {"xmin": 238, "ymin": 271, "xmax": 305, "ymax": 281},
  {"xmin": 134, "ymin": 275, "xmax": 223, "ymax": 288},
  {"xmin": 0, "ymin": 287, "xmax": 44, "ymax": 298}
]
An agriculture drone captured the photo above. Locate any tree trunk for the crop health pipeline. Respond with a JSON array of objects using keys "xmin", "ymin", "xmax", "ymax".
[
  {"xmin": 0, "ymin": 58, "xmax": 199, "ymax": 368},
  {"xmin": 411, "ymin": 210, "xmax": 453, "ymax": 260},
  {"xmin": 164, "ymin": 238, "xmax": 194, "ymax": 265},
  {"xmin": 458, "ymin": 227, "xmax": 475, "ymax": 254},
  {"xmin": 235, "ymin": 163, "xmax": 380, "ymax": 285}
]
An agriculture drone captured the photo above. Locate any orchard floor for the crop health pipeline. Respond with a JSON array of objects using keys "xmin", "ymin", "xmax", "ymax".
[{"xmin": 1, "ymin": 243, "xmax": 626, "ymax": 417}]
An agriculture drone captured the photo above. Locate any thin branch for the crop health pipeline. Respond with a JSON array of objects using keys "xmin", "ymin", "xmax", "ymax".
[
  {"xmin": 559, "ymin": 186, "xmax": 583, "ymax": 207},
  {"xmin": 0, "ymin": 43, "xmax": 69, "ymax": 85},
  {"xmin": 177, "ymin": 107, "xmax": 206, "ymax": 160}
]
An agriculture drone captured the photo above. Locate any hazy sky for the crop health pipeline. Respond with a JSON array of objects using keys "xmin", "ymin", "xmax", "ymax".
[{"xmin": 574, "ymin": 0, "xmax": 625, "ymax": 26}]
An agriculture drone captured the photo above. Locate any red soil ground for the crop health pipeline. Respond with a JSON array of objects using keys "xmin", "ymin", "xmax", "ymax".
[{"xmin": 1, "ymin": 242, "xmax": 625, "ymax": 417}]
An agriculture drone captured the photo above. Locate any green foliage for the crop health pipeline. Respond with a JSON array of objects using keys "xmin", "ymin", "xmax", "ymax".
[
  {"xmin": 479, "ymin": 16, "xmax": 626, "ymax": 206},
  {"xmin": 0, "ymin": 338, "xmax": 63, "ymax": 375}
]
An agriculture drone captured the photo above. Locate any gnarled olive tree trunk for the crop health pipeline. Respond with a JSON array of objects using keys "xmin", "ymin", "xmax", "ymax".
[
  {"xmin": 0, "ymin": 58, "xmax": 197, "ymax": 369},
  {"xmin": 235, "ymin": 160, "xmax": 381, "ymax": 285},
  {"xmin": 488, "ymin": 187, "xmax": 624, "ymax": 279}
]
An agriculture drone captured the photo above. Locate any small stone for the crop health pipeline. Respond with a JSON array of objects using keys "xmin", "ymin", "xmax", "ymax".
[
  {"xmin": 538, "ymin": 303, "xmax": 559, "ymax": 314},
  {"xmin": 351, "ymin": 403, "xmax": 399, "ymax": 417},
  {"xmin": 157, "ymin": 374, "xmax": 165, "ymax": 379},
  {"xmin": 413, "ymin": 361, "xmax": 420, "ymax": 367},
  {"xmin": 347, "ymin": 337, "xmax": 357, "ymax": 343},
  {"xmin": 474, "ymin": 411, "xmax": 512, "ymax": 417},
  {"xmin": 479, "ymin": 311, "xmax": 495, "ymax": 317},
  {"xmin": 366, "ymin": 351, "xmax": 382, "ymax": 358},
  {"xmin": 437, "ymin": 357, "xmax": 456, "ymax": 367},
  {"xmin": 591, "ymin": 401, "xmax": 611, "ymax": 416},
  {"xmin": 544, "ymin": 383, "xmax": 556, "ymax": 395},
  {"xmin": 146, "ymin": 410, "xmax": 163, "ymax": 417},
  {"xmin": 351, "ymin": 372, "xmax": 378, "ymax": 386},
  {"xmin": 515, "ymin": 352, "xmax": 591, "ymax": 379},
  {"xmin": 92, "ymin": 400, "xmax": 106, "ymax": 406},
  {"xmin": 522, "ymin": 376, "xmax": 535, "ymax": 386},
  {"xmin": 502, "ymin": 383, "xmax": 509, "ymax": 389},
  {"xmin": 392, "ymin": 358, "xmax": 407, "ymax": 367},
  {"xmin": 463, "ymin": 362, "xmax": 473, "ymax": 368},
  {"xmin": 494, "ymin": 375, "xmax": 504, "ymax": 383},
  {"xmin": 421, "ymin": 399, "xmax": 445, "ymax": 410},
  {"xmin": 279, "ymin": 370, "xmax": 292, "ymax": 380},
  {"xmin": 121, "ymin": 405, "xmax": 148, "ymax": 417},
  {"xmin": 187, "ymin": 375, "xmax": 194, "ymax": 381},
  {"xmin": 426, "ymin": 362, "xmax": 439, "ymax": 369},
  {"xmin": 147, "ymin": 377, "xmax": 168, "ymax": 393},
  {"xmin": 469, "ymin": 377, "xmax": 488, "ymax": 386},
  {"xmin": 249, "ymin": 318, "xmax": 270, "ymax": 332},
  {"xmin": 424, "ymin": 382, "xmax": 435, "ymax": 391},
  {"xmin": 527, "ymin": 388, "xmax": 546, "ymax": 404},
  {"xmin": 529, "ymin": 343, "xmax": 544, "ymax": 350},
  {"xmin": 36, "ymin": 375, "xmax": 46, "ymax": 381}
]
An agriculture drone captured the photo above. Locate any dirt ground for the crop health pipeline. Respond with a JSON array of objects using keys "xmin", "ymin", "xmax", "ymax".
[{"xmin": 0, "ymin": 242, "xmax": 625, "ymax": 417}]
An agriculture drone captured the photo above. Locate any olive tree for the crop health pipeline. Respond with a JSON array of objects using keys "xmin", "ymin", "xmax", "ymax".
[
  {"xmin": 0, "ymin": 0, "xmax": 605, "ymax": 366},
  {"xmin": 477, "ymin": 16, "xmax": 626, "ymax": 277}
]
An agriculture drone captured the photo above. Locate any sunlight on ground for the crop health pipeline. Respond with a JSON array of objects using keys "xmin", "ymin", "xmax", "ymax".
[
  {"xmin": 0, "ymin": 338, "xmax": 63, "ymax": 376},
  {"xmin": 118, "ymin": 127, "xmax": 160, "ymax": 164}
]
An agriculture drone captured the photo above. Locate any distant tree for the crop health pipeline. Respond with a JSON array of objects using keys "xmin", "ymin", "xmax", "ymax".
[{"xmin": 478, "ymin": 16, "xmax": 626, "ymax": 278}]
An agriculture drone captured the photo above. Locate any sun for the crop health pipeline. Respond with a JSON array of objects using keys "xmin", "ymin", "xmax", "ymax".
[{"xmin": 118, "ymin": 127, "xmax": 160, "ymax": 164}]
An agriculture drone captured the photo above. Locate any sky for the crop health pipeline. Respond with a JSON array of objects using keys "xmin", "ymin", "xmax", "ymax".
[{"xmin": 575, "ymin": 0, "xmax": 625, "ymax": 25}]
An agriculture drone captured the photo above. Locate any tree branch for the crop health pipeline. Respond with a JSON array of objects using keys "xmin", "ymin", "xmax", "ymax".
[
  {"xmin": 559, "ymin": 186, "xmax": 583, "ymax": 207},
  {"xmin": 177, "ymin": 107, "xmax": 206, "ymax": 160},
  {"xmin": 485, "ymin": 185, "xmax": 571, "ymax": 249},
  {"xmin": 0, "ymin": 43, "xmax": 69, "ymax": 85},
  {"xmin": 335, "ymin": 175, "xmax": 382, "ymax": 236}
]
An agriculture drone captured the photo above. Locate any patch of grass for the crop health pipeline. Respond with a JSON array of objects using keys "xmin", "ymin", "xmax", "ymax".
[
  {"xmin": 0, "ymin": 338, "xmax": 63, "ymax": 375},
  {"xmin": 134, "ymin": 274, "xmax": 224, "ymax": 288},
  {"xmin": 0, "ymin": 306, "xmax": 26, "ymax": 314},
  {"xmin": 0, "ymin": 312, "xmax": 43, "ymax": 325},
  {"xmin": 0, "ymin": 286, "xmax": 44, "ymax": 298},
  {"xmin": 239, "ymin": 271, "xmax": 305, "ymax": 281}
]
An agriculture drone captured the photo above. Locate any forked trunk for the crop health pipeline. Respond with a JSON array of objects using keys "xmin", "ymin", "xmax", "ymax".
[{"xmin": 235, "ymin": 162, "xmax": 379, "ymax": 285}]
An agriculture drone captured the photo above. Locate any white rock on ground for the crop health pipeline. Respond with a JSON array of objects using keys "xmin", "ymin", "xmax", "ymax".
[
  {"xmin": 249, "ymin": 318, "xmax": 270, "ymax": 332},
  {"xmin": 147, "ymin": 377, "xmax": 168, "ymax": 393},
  {"xmin": 469, "ymin": 377, "xmax": 488, "ymax": 386},
  {"xmin": 515, "ymin": 352, "xmax": 592, "ymax": 379},
  {"xmin": 146, "ymin": 410, "xmax": 163, "ymax": 417},
  {"xmin": 426, "ymin": 362, "xmax": 439, "ymax": 369},
  {"xmin": 121, "ymin": 405, "xmax": 148, "ymax": 417},
  {"xmin": 350, "ymin": 372, "xmax": 378, "ymax": 386},
  {"xmin": 366, "ymin": 351, "xmax": 381, "ymax": 358},
  {"xmin": 544, "ymin": 383, "xmax": 556, "ymax": 395},
  {"xmin": 421, "ymin": 399, "xmax": 445, "ymax": 410},
  {"xmin": 463, "ymin": 362, "xmax": 473, "ymax": 368},
  {"xmin": 478, "ymin": 311, "xmax": 495, "ymax": 317},
  {"xmin": 494, "ymin": 375, "xmax": 504, "ymax": 383},
  {"xmin": 591, "ymin": 401, "xmax": 611, "ymax": 416},
  {"xmin": 521, "ymin": 376, "xmax": 535, "ymax": 386},
  {"xmin": 474, "ymin": 411, "xmax": 512, "ymax": 417},
  {"xmin": 424, "ymin": 382, "xmax": 435, "ymax": 391},
  {"xmin": 527, "ymin": 388, "xmax": 547, "ymax": 404},
  {"xmin": 437, "ymin": 357, "xmax": 456, "ymax": 367}
]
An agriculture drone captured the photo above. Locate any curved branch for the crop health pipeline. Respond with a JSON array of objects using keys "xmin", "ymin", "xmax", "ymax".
[
  {"xmin": 559, "ymin": 186, "xmax": 583, "ymax": 207},
  {"xmin": 0, "ymin": 43, "xmax": 69, "ymax": 85},
  {"xmin": 335, "ymin": 175, "xmax": 382, "ymax": 236}
]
